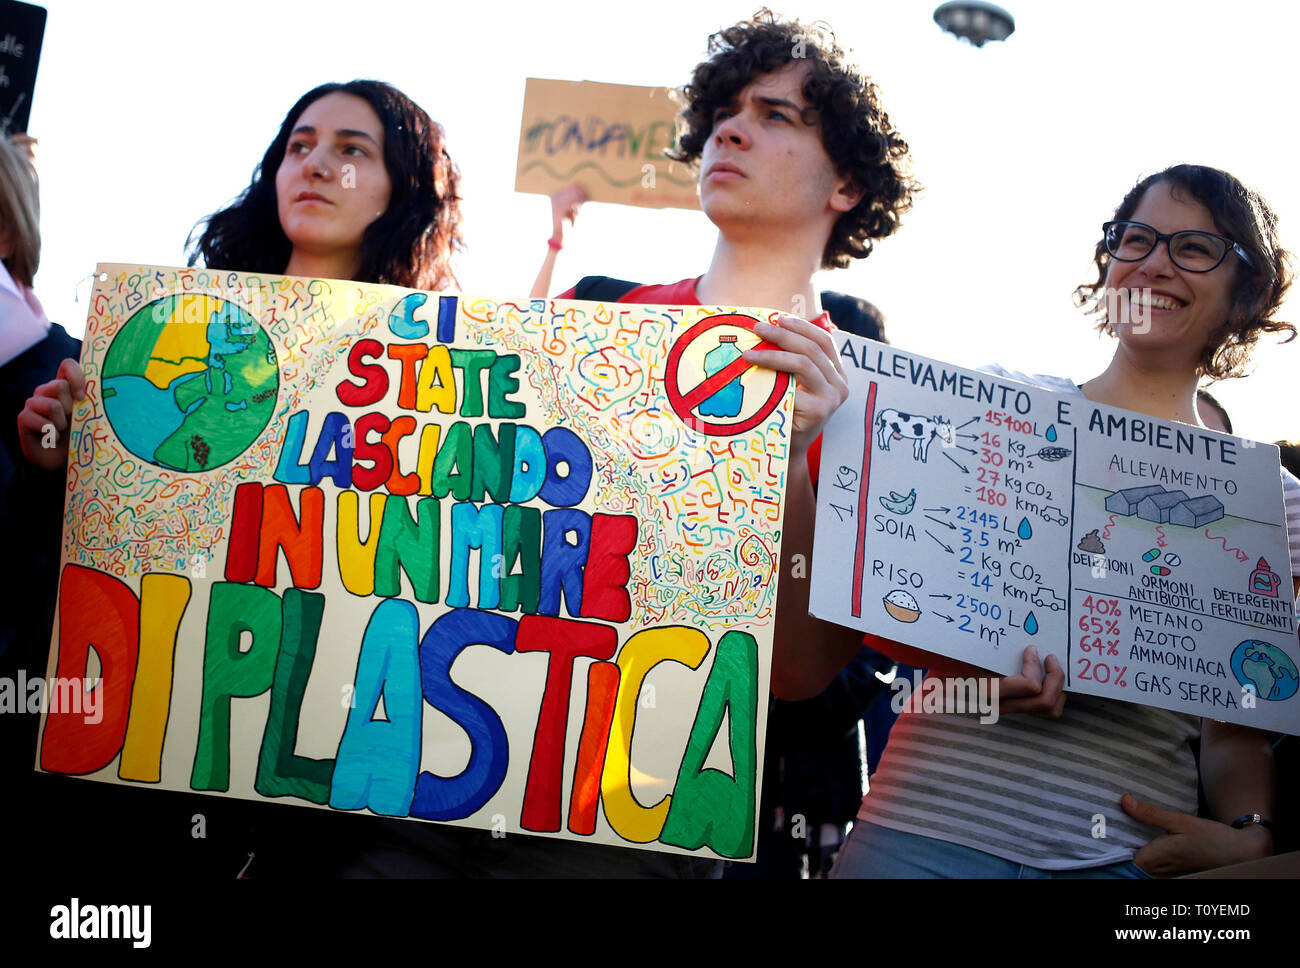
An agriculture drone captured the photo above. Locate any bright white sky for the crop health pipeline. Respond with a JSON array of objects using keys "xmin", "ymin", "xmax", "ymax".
[{"xmin": 24, "ymin": 0, "xmax": 1297, "ymax": 442}]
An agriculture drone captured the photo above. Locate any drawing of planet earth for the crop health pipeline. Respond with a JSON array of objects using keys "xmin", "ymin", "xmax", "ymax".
[
  {"xmin": 101, "ymin": 295, "xmax": 279, "ymax": 472},
  {"xmin": 1229, "ymin": 640, "xmax": 1299, "ymax": 702}
]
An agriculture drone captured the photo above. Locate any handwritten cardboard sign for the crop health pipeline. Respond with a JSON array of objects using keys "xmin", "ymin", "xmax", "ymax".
[
  {"xmin": 515, "ymin": 78, "xmax": 699, "ymax": 210},
  {"xmin": 36, "ymin": 265, "xmax": 797, "ymax": 860},
  {"xmin": 810, "ymin": 333, "xmax": 1299, "ymax": 733},
  {"xmin": 0, "ymin": 0, "xmax": 45, "ymax": 133}
]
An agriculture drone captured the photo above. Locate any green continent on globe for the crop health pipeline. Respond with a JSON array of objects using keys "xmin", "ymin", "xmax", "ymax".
[
  {"xmin": 1231, "ymin": 639, "xmax": 1299, "ymax": 703},
  {"xmin": 1240, "ymin": 655, "xmax": 1280, "ymax": 699},
  {"xmin": 101, "ymin": 294, "xmax": 279, "ymax": 472}
]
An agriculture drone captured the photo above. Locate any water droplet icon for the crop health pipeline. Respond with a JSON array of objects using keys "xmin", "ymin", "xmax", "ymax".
[
  {"xmin": 1045, "ymin": 425, "xmax": 1057, "ymax": 442},
  {"xmin": 1024, "ymin": 611, "xmax": 1039, "ymax": 635},
  {"xmin": 1017, "ymin": 517, "xmax": 1033, "ymax": 540}
]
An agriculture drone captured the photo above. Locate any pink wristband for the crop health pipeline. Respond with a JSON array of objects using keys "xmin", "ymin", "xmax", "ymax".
[{"xmin": 547, "ymin": 238, "xmax": 563, "ymax": 251}]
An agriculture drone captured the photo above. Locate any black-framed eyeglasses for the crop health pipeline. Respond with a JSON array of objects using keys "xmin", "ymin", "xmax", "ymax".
[{"xmin": 1102, "ymin": 220, "xmax": 1252, "ymax": 272}]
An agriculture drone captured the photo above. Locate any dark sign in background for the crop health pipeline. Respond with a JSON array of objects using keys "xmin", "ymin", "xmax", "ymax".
[{"xmin": 0, "ymin": 0, "xmax": 45, "ymax": 133}]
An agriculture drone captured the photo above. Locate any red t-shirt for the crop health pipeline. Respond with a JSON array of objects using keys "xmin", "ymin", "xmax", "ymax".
[{"xmin": 559, "ymin": 276, "xmax": 831, "ymax": 486}]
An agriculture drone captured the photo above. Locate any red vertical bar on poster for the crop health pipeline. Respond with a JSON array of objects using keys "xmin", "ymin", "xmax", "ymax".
[{"xmin": 850, "ymin": 382, "xmax": 878, "ymax": 618}]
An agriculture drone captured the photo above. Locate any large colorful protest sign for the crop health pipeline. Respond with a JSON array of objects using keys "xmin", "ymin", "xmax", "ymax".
[
  {"xmin": 811, "ymin": 332, "xmax": 1299, "ymax": 733},
  {"xmin": 36, "ymin": 264, "xmax": 795, "ymax": 860},
  {"xmin": 514, "ymin": 78, "xmax": 699, "ymax": 210}
]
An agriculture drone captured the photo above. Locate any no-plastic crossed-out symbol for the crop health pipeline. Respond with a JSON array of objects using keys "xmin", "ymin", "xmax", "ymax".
[{"xmin": 664, "ymin": 313, "xmax": 791, "ymax": 436}]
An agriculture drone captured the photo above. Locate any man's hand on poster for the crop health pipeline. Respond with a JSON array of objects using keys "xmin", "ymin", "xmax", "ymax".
[
  {"xmin": 744, "ymin": 315, "xmax": 848, "ymax": 460},
  {"xmin": 1122, "ymin": 795, "xmax": 1273, "ymax": 877},
  {"xmin": 18, "ymin": 357, "xmax": 85, "ymax": 470}
]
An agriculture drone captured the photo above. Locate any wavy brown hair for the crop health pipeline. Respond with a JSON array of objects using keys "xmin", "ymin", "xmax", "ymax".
[
  {"xmin": 670, "ymin": 9, "xmax": 917, "ymax": 270},
  {"xmin": 1073, "ymin": 165, "xmax": 1295, "ymax": 379},
  {"xmin": 188, "ymin": 80, "xmax": 463, "ymax": 290}
]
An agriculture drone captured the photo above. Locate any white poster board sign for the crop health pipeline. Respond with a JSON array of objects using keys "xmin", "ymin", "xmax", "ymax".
[{"xmin": 810, "ymin": 333, "xmax": 1298, "ymax": 733}]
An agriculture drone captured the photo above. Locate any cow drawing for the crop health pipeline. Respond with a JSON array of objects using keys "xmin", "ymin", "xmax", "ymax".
[{"xmin": 875, "ymin": 409, "xmax": 954, "ymax": 463}]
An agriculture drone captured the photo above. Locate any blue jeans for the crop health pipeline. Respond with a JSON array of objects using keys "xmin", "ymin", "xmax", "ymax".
[{"xmin": 830, "ymin": 822, "xmax": 1152, "ymax": 879}]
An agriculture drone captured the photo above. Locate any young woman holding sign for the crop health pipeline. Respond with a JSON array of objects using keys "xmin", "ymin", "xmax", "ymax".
[
  {"xmin": 822, "ymin": 164, "xmax": 1300, "ymax": 878},
  {"xmin": 18, "ymin": 78, "xmax": 464, "ymax": 468},
  {"xmin": 15, "ymin": 79, "xmax": 464, "ymax": 877}
]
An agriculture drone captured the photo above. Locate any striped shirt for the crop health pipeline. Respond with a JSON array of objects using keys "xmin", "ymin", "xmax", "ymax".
[{"xmin": 858, "ymin": 367, "xmax": 1300, "ymax": 869}]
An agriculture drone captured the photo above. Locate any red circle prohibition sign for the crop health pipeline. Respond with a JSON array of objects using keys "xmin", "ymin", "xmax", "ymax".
[{"xmin": 664, "ymin": 313, "xmax": 791, "ymax": 436}]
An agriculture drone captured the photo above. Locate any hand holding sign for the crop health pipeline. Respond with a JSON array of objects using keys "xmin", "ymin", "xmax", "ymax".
[
  {"xmin": 549, "ymin": 182, "xmax": 588, "ymax": 242},
  {"xmin": 903, "ymin": 642, "xmax": 1067, "ymax": 718},
  {"xmin": 744, "ymin": 316, "xmax": 848, "ymax": 459},
  {"xmin": 995, "ymin": 644, "xmax": 1067, "ymax": 717},
  {"xmin": 18, "ymin": 356, "xmax": 85, "ymax": 470}
]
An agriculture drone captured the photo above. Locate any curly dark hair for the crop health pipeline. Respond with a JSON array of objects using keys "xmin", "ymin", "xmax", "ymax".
[
  {"xmin": 187, "ymin": 79, "xmax": 463, "ymax": 290},
  {"xmin": 669, "ymin": 9, "xmax": 917, "ymax": 270},
  {"xmin": 1073, "ymin": 164, "xmax": 1295, "ymax": 380}
]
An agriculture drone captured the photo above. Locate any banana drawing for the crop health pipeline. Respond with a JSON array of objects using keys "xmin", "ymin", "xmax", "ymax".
[{"xmin": 879, "ymin": 488, "xmax": 917, "ymax": 515}]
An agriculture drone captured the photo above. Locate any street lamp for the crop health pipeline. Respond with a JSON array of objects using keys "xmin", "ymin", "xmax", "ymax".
[{"xmin": 933, "ymin": 2, "xmax": 1016, "ymax": 47}]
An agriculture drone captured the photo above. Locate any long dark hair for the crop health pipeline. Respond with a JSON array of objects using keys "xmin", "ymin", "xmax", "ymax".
[{"xmin": 187, "ymin": 79, "xmax": 463, "ymax": 290}]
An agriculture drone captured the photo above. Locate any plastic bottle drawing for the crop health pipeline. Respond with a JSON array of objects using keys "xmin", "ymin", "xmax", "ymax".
[{"xmin": 698, "ymin": 335, "xmax": 745, "ymax": 418}]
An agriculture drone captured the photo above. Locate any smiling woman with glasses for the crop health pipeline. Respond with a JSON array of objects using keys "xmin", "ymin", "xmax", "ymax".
[
  {"xmin": 832, "ymin": 164, "xmax": 1300, "ymax": 880},
  {"xmin": 1078, "ymin": 164, "xmax": 1293, "ymax": 380}
]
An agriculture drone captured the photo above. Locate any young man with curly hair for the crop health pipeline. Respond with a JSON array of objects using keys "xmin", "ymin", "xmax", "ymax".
[{"xmin": 560, "ymin": 10, "xmax": 918, "ymax": 700}]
